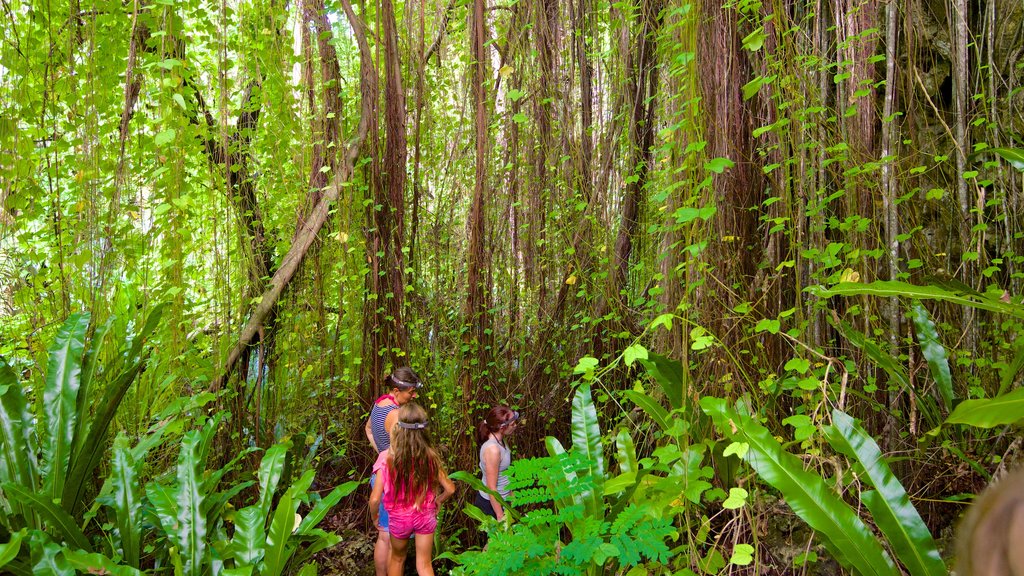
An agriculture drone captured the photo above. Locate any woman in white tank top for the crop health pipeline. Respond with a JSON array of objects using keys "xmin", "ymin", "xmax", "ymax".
[{"xmin": 474, "ymin": 406, "xmax": 520, "ymax": 520}]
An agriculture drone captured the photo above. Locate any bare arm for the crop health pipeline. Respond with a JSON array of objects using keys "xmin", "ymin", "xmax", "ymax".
[
  {"xmin": 369, "ymin": 470, "xmax": 384, "ymax": 528},
  {"xmin": 365, "ymin": 415, "xmax": 376, "ymax": 451},
  {"xmin": 436, "ymin": 466, "xmax": 455, "ymax": 506},
  {"xmin": 482, "ymin": 443, "xmax": 505, "ymax": 520}
]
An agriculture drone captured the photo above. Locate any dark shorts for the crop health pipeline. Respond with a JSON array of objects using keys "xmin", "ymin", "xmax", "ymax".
[{"xmin": 473, "ymin": 493, "xmax": 497, "ymax": 518}]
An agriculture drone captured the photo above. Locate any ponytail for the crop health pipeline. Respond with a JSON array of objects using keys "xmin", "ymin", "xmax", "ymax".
[{"xmin": 478, "ymin": 405, "xmax": 518, "ymax": 444}]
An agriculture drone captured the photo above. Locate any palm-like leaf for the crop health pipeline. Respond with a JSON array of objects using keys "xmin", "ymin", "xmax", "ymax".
[
  {"xmin": 256, "ymin": 441, "xmax": 290, "ymax": 523},
  {"xmin": 909, "ymin": 303, "xmax": 953, "ymax": 411},
  {"xmin": 946, "ymin": 387, "xmax": 1024, "ymax": 428},
  {"xmin": 571, "ymin": 383, "xmax": 604, "ymax": 520},
  {"xmin": 176, "ymin": 430, "xmax": 207, "ymax": 576},
  {"xmin": 701, "ymin": 398, "xmax": 897, "ymax": 576},
  {"xmin": 231, "ymin": 506, "xmax": 266, "ymax": 567},
  {"xmin": 0, "ymin": 359, "xmax": 38, "ymax": 510},
  {"xmin": 825, "ymin": 410, "xmax": 945, "ymax": 576},
  {"xmin": 614, "ymin": 428, "xmax": 637, "ymax": 475},
  {"xmin": 3, "ymin": 484, "xmax": 91, "ymax": 552},
  {"xmin": 623, "ymin": 390, "xmax": 671, "ymax": 433},
  {"xmin": 295, "ymin": 480, "xmax": 359, "ymax": 535},
  {"xmin": 637, "ymin": 353, "xmax": 685, "ymax": 411},
  {"xmin": 109, "ymin": 436, "xmax": 142, "ymax": 568},
  {"xmin": 261, "ymin": 490, "xmax": 296, "ymax": 576},
  {"xmin": 41, "ymin": 313, "xmax": 89, "ymax": 503}
]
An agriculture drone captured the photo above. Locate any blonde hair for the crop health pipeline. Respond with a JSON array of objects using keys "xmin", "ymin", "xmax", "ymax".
[{"xmin": 389, "ymin": 403, "xmax": 443, "ymax": 508}]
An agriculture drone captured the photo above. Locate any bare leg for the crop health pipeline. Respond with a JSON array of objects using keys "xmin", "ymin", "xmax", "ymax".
[
  {"xmin": 388, "ymin": 534, "xmax": 410, "ymax": 576},
  {"xmin": 413, "ymin": 533, "xmax": 434, "ymax": 576},
  {"xmin": 374, "ymin": 529, "xmax": 390, "ymax": 576}
]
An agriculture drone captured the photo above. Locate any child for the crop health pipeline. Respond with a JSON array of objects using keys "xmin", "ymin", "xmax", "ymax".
[{"xmin": 369, "ymin": 403, "xmax": 455, "ymax": 576}]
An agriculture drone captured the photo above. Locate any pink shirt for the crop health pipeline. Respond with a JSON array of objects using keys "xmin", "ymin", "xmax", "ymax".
[{"xmin": 373, "ymin": 449, "xmax": 437, "ymax": 513}]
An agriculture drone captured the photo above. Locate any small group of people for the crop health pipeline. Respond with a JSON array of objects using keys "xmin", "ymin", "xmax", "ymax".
[{"xmin": 364, "ymin": 367, "xmax": 519, "ymax": 576}]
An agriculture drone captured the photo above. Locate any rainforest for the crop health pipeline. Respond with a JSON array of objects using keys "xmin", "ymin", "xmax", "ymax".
[{"xmin": 1, "ymin": 0, "xmax": 1024, "ymax": 573}]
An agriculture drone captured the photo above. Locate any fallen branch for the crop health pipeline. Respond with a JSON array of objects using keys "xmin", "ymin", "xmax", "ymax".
[{"xmin": 212, "ymin": 0, "xmax": 374, "ymax": 392}]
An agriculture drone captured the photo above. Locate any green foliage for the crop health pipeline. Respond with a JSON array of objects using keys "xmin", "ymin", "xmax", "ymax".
[{"xmin": 451, "ymin": 383, "xmax": 677, "ymax": 575}]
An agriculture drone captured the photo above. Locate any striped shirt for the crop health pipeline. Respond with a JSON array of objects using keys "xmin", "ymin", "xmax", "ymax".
[{"xmin": 370, "ymin": 401, "xmax": 398, "ymax": 452}]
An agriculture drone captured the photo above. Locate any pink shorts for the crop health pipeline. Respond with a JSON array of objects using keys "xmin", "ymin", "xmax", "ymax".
[{"xmin": 386, "ymin": 508, "xmax": 438, "ymax": 539}]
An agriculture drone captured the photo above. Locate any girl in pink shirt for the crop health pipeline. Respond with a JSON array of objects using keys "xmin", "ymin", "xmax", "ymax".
[{"xmin": 369, "ymin": 403, "xmax": 455, "ymax": 576}]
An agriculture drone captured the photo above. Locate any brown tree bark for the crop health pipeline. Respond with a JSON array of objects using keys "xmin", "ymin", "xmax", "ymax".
[{"xmin": 360, "ymin": 0, "xmax": 410, "ymax": 390}]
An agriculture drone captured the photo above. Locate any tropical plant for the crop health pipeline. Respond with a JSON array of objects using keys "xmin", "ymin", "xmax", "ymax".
[{"xmin": 450, "ymin": 382, "xmax": 679, "ymax": 575}]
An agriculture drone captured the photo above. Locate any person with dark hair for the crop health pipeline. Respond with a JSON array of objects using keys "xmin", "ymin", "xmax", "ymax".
[
  {"xmin": 364, "ymin": 367, "xmax": 423, "ymax": 576},
  {"xmin": 369, "ymin": 403, "xmax": 455, "ymax": 576},
  {"xmin": 473, "ymin": 405, "xmax": 520, "ymax": 520}
]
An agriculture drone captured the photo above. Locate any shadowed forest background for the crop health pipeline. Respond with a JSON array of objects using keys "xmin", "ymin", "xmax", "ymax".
[{"xmin": 2, "ymin": 0, "xmax": 1024, "ymax": 573}]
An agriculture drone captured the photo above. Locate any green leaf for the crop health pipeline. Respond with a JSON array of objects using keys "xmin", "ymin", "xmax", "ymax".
[
  {"xmin": 637, "ymin": 352, "xmax": 685, "ymax": 411},
  {"xmin": 573, "ymin": 356, "xmax": 599, "ymax": 376},
  {"xmin": 257, "ymin": 441, "xmax": 291, "ymax": 523},
  {"xmin": 176, "ymin": 431, "xmax": 207, "ymax": 576},
  {"xmin": 449, "ymin": 471, "xmax": 518, "ymax": 522},
  {"xmin": 231, "ymin": 506, "xmax": 266, "ymax": 567},
  {"xmin": 262, "ymin": 491, "xmax": 296, "ymax": 576},
  {"xmin": 63, "ymin": 304, "xmax": 163, "ymax": 515},
  {"xmin": 623, "ymin": 390, "xmax": 671, "ymax": 433},
  {"xmin": 730, "ymin": 543, "xmax": 755, "ymax": 565},
  {"xmin": 544, "ymin": 437, "xmax": 582, "ymax": 514},
  {"xmin": 834, "ymin": 319, "xmax": 909, "ymax": 389},
  {"xmin": 296, "ymin": 480, "xmax": 359, "ymax": 535},
  {"xmin": 155, "ymin": 129, "xmax": 176, "ymax": 146},
  {"xmin": 811, "ymin": 280, "xmax": 1024, "ymax": 320},
  {"xmin": 909, "ymin": 302, "xmax": 953, "ymax": 410},
  {"xmin": 62, "ymin": 548, "xmax": 143, "ymax": 576},
  {"xmin": 704, "ymin": 157, "xmax": 734, "ymax": 174},
  {"xmin": 700, "ymin": 398, "xmax": 897, "ymax": 576},
  {"xmin": 0, "ymin": 529, "xmax": 26, "ymax": 569},
  {"xmin": 173, "ymin": 93, "xmax": 187, "ymax": 110},
  {"xmin": 722, "ymin": 487, "xmax": 748, "ymax": 509},
  {"xmin": 0, "ymin": 358, "xmax": 38, "ymax": 491},
  {"xmin": 614, "ymin": 428, "xmax": 638, "ymax": 475},
  {"xmin": 3, "ymin": 483, "xmax": 91, "ymax": 551},
  {"xmin": 946, "ymin": 387, "xmax": 1024, "ymax": 428},
  {"xmin": 989, "ymin": 147, "xmax": 1024, "ymax": 171},
  {"xmin": 109, "ymin": 436, "xmax": 142, "ymax": 568},
  {"xmin": 650, "ymin": 314, "xmax": 673, "ymax": 331},
  {"xmin": 623, "ymin": 344, "xmax": 648, "ymax": 367},
  {"xmin": 571, "ymin": 384, "xmax": 605, "ymax": 520},
  {"xmin": 42, "ymin": 313, "xmax": 89, "ymax": 503},
  {"xmin": 742, "ymin": 27, "xmax": 766, "ymax": 51},
  {"xmin": 825, "ymin": 410, "xmax": 945, "ymax": 576}
]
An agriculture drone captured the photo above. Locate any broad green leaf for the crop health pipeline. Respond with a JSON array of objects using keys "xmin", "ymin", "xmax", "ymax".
[
  {"xmin": 946, "ymin": 387, "xmax": 1024, "ymax": 428},
  {"xmin": 742, "ymin": 27, "xmax": 766, "ymax": 51},
  {"xmin": 722, "ymin": 487, "xmax": 748, "ymax": 509},
  {"xmin": 700, "ymin": 398, "xmax": 897, "ymax": 576},
  {"xmin": 834, "ymin": 319, "xmax": 909, "ymax": 389},
  {"xmin": 0, "ymin": 529, "xmax": 26, "ymax": 568},
  {"xmin": 30, "ymin": 532, "xmax": 73, "ymax": 576},
  {"xmin": 449, "ymin": 471, "xmax": 518, "ymax": 522},
  {"xmin": 730, "ymin": 543, "xmax": 754, "ymax": 565},
  {"xmin": 571, "ymin": 384, "xmax": 604, "ymax": 520},
  {"xmin": 262, "ymin": 491, "xmax": 296, "ymax": 576},
  {"xmin": 231, "ymin": 506, "xmax": 266, "ymax": 567},
  {"xmin": 637, "ymin": 352, "xmax": 685, "ymax": 411},
  {"xmin": 990, "ymin": 147, "xmax": 1024, "ymax": 171},
  {"xmin": 3, "ymin": 483, "xmax": 91, "ymax": 551},
  {"xmin": 811, "ymin": 281, "xmax": 1024, "ymax": 320},
  {"xmin": 257, "ymin": 442, "xmax": 291, "ymax": 522},
  {"xmin": 63, "ymin": 304, "xmax": 162, "ymax": 515},
  {"xmin": 614, "ymin": 428, "xmax": 637, "ymax": 475},
  {"xmin": 110, "ymin": 436, "xmax": 142, "ymax": 568},
  {"xmin": 296, "ymin": 480, "xmax": 359, "ymax": 535},
  {"xmin": 42, "ymin": 313, "xmax": 89, "ymax": 503},
  {"xmin": 155, "ymin": 129, "xmax": 176, "ymax": 146},
  {"xmin": 286, "ymin": 528, "xmax": 340, "ymax": 568},
  {"xmin": 70, "ymin": 316, "xmax": 112, "ymax": 478},
  {"xmin": 146, "ymin": 481, "xmax": 178, "ymax": 534},
  {"xmin": 62, "ymin": 548, "xmax": 143, "ymax": 576},
  {"xmin": 909, "ymin": 302, "xmax": 953, "ymax": 410},
  {"xmin": 176, "ymin": 431, "xmax": 207, "ymax": 576},
  {"xmin": 825, "ymin": 410, "xmax": 945, "ymax": 576},
  {"xmin": 704, "ymin": 157, "xmax": 734, "ymax": 174},
  {"xmin": 0, "ymin": 359, "xmax": 38, "ymax": 491},
  {"xmin": 623, "ymin": 390, "xmax": 671, "ymax": 433}
]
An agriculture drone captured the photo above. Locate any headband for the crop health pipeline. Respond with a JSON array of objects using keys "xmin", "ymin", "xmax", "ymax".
[
  {"xmin": 397, "ymin": 420, "xmax": 428, "ymax": 429},
  {"xmin": 393, "ymin": 377, "xmax": 423, "ymax": 390},
  {"xmin": 498, "ymin": 411, "xmax": 520, "ymax": 428}
]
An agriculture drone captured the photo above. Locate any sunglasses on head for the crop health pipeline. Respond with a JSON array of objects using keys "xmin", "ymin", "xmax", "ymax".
[
  {"xmin": 394, "ymin": 378, "xmax": 423, "ymax": 390},
  {"xmin": 499, "ymin": 411, "xmax": 520, "ymax": 428}
]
